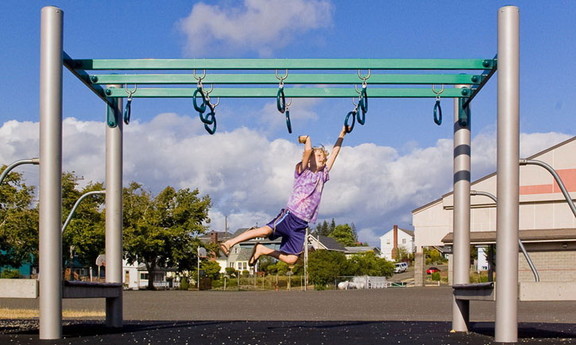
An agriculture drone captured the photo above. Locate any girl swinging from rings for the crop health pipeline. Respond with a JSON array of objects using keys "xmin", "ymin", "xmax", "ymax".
[{"xmin": 219, "ymin": 126, "xmax": 348, "ymax": 266}]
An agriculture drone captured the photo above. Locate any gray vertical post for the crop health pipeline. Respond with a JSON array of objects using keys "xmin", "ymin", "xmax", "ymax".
[
  {"xmin": 105, "ymin": 90, "xmax": 123, "ymax": 327},
  {"xmin": 451, "ymin": 86, "xmax": 471, "ymax": 332},
  {"xmin": 39, "ymin": 6, "xmax": 63, "ymax": 340},
  {"xmin": 495, "ymin": 6, "xmax": 520, "ymax": 343}
]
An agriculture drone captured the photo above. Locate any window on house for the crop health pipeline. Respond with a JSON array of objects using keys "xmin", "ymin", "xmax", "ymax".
[
  {"xmin": 140, "ymin": 273, "xmax": 149, "ymax": 280},
  {"xmin": 402, "ymin": 238, "xmax": 406, "ymax": 244},
  {"xmin": 386, "ymin": 239, "xmax": 390, "ymax": 244}
]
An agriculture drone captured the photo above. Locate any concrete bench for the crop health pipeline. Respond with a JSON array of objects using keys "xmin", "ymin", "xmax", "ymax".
[
  {"xmin": 0, "ymin": 279, "xmax": 123, "ymax": 299},
  {"xmin": 0, "ymin": 279, "xmax": 39, "ymax": 298}
]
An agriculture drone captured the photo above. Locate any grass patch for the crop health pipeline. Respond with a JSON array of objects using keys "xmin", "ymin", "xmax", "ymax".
[{"xmin": 0, "ymin": 308, "xmax": 105, "ymax": 319}]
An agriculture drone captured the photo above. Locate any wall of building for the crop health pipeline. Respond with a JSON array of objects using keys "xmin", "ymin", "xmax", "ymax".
[
  {"xmin": 380, "ymin": 229, "xmax": 414, "ymax": 261},
  {"xmin": 414, "ymin": 137, "xmax": 576, "ymax": 248},
  {"xmin": 519, "ymin": 248, "xmax": 576, "ymax": 282}
]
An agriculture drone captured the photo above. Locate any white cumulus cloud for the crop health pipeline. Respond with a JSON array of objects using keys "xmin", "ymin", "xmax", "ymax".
[
  {"xmin": 1, "ymin": 116, "xmax": 572, "ymax": 247},
  {"xmin": 178, "ymin": 0, "xmax": 334, "ymax": 57}
]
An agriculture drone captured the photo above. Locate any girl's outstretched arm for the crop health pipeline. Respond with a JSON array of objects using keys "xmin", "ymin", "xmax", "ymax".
[
  {"xmin": 296, "ymin": 135, "xmax": 313, "ymax": 174},
  {"xmin": 325, "ymin": 126, "xmax": 347, "ymax": 171}
]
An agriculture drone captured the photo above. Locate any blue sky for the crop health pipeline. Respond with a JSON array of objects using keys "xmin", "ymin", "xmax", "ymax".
[{"xmin": 1, "ymin": 1, "xmax": 575, "ymax": 246}]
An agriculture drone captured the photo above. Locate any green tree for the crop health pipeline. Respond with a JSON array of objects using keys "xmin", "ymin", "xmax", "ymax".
[
  {"xmin": 395, "ymin": 246, "xmax": 414, "ymax": 262},
  {"xmin": 122, "ymin": 183, "xmax": 211, "ymax": 289},
  {"xmin": 308, "ymin": 250, "xmax": 348, "ymax": 289},
  {"xmin": 328, "ymin": 224, "xmax": 357, "ymax": 246},
  {"xmin": 345, "ymin": 252, "xmax": 394, "ymax": 277},
  {"xmin": 313, "ymin": 220, "xmax": 330, "ymax": 237},
  {"xmin": 0, "ymin": 166, "xmax": 38, "ymax": 268},
  {"xmin": 424, "ymin": 247, "xmax": 447, "ymax": 265},
  {"xmin": 200, "ymin": 260, "xmax": 221, "ymax": 280}
]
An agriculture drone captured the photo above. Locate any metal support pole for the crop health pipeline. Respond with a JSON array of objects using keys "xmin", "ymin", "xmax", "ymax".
[
  {"xmin": 451, "ymin": 86, "xmax": 471, "ymax": 332},
  {"xmin": 105, "ymin": 89, "xmax": 123, "ymax": 327},
  {"xmin": 39, "ymin": 6, "xmax": 64, "ymax": 340},
  {"xmin": 495, "ymin": 5, "xmax": 520, "ymax": 343}
]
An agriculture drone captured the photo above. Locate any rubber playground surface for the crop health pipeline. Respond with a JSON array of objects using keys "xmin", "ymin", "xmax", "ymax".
[{"xmin": 2, "ymin": 287, "xmax": 576, "ymax": 344}]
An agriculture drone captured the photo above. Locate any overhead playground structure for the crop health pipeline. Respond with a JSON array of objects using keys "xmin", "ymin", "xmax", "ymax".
[{"xmin": 6, "ymin": 4, "xmax": 557, "ymax": 344}]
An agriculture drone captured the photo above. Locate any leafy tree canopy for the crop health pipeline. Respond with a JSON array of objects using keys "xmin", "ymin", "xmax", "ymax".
[
  {"xmin": 0, "ymin": 166, "xmax": 38, "ymax": 268},
  {"xmin": 122, "ymin": 182, "xmax": 211, "ymax": 289},
  {"xmin": 308, "ymin": 249, "xmax": 348, "ymax": 289},
  {"xmin": 61, "ymin": 172, "xmax": 106, "ymax": 268}
]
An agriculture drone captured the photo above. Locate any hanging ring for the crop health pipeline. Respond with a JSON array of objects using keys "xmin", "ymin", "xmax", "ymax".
[
  {"xmin": 277, "ymin": 87, "xmax": 286, "ymax": 113},
  {"xmin": 285, "ymin": 110, "xmax": 292, "ymax": 134},
  {"xmin": 203, "ymin": 113, "xmax": 217, "ymax": 135},
  {"xmin": 193, "ymin": 87, "xmax": 207, "ymax": 113},
  {"xmin": 432, "ymin": 84, "xmax": 443, "ymax": 126},
  {"xmin": 434, "ymin": 100, "xmax": 443, "ymax": 126},
  {"xmin": 344, "ymin": 110, "xmax": 356, "ymax": 133},
  {"xmin": 123, "ymin": 99, "xmax": 132, "ymax": 125},
  {"xmin": 123, "ymin": 84, "xmax": 137, "ymax": 125},
  {"xmin": 359, "ymin": 87, "xmax": 368, "ymax": 114}
]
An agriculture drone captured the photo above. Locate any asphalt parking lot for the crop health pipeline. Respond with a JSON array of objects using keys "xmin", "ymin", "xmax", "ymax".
[{"xmin": 2, "ymin": 287, "xmax": 576, "ymax": 344}]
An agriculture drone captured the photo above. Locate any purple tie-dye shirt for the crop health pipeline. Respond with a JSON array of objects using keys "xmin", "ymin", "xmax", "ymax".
[{"xmin": 286, "ymin": 167, "xmax": 330, "ymax": 223}]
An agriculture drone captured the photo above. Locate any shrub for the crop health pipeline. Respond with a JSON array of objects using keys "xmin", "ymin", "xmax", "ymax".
[
  {"xmin": 225, "ymin": 267, "xmax": 237, "ymax": 277},
  {"xmin": 0, "ymin": 269, "xmax": 21, "ymax": 279},
  {"xmin": 179, "ymin": 277, "xmax": 190, "ymax": 290},
  {"xmin": 431, "ymin": 272, "xmax": 441, "ymax": 281}
]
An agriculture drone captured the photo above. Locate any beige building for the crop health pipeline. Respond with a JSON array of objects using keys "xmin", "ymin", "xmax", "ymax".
[{"xmin": 412, "ymin": 136, "xmax": 576, "ymax": 285}]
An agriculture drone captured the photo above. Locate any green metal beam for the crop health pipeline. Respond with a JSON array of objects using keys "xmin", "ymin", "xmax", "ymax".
[
  {"xmin": 464, "ymin": 56, "xmax": 498, "ymax": 108},
  {"xmin": 103, "ymin": 87, "xmax": 471, "ymax": 99},
  {"xmin": 63, "ymin": 52, "xmax": 113, "ymax": 107},
  {"xmin": 90, "ymin": 73, "xmax": 484, "ymax": 86},
  {"xmin": 71, "ymin": 58, "xmax": 495, "ymax": 71}
]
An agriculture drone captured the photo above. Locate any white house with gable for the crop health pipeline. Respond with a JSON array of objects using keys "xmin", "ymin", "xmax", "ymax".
[{"xmin": 380, "ymin": 225, "xmax": 415, "ymax": 261}]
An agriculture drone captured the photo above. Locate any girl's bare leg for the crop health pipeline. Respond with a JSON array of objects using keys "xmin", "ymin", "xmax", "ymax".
[
  {"xmin": 222, "ymin": 225, "xmax": 273, "ymax": 249},
  {"xmin": 254, "ymin": 244, "xmax": 299, "ymax": 265}
]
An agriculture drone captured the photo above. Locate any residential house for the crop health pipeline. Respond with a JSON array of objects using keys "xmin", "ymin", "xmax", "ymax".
[
  {"xmin": 379, "ymin": 225, "xmax": 415, "ymax": 261},
  {"xmin": 308, "ymin": 235, "xmax": 346, "ymax": 252},
  {"xmin": 123, "ymin": 259, "xmax": 173, "ymax": 290},
  {"xmin": 344, "ymin": 246, "xmax": 381, "ymax": 259}
]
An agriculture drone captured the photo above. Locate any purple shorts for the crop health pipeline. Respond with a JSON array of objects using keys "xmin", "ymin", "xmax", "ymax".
[{"xmin": 266, "ymin": 209, "xmax": 308, "ymax": 255}]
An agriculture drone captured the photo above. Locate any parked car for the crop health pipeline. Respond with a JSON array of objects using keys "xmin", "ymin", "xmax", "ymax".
[
  {"xmin": 394, "ymin": 262, "xmax": 408, "ymax": 273},
  {"xmin": 426, "ymin": 267, "xmax": 441, "ymax": 274}
]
